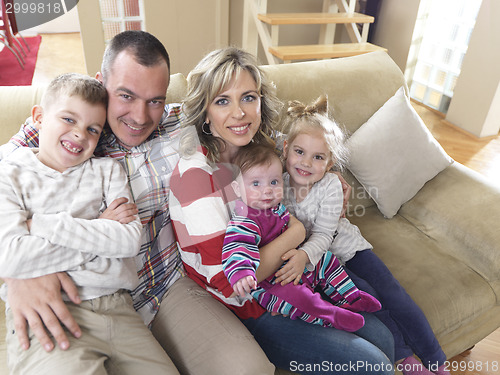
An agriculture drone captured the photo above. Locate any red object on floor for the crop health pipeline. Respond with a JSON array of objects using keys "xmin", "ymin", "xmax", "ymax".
[{"xmin": 0, "ymin": 35, "xmax": 42, "ymax": 86}]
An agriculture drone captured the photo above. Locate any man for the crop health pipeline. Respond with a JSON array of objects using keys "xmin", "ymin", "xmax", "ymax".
[{"xmin": 1, "ymin": 30, "xmax": 274, "ymax": 375}]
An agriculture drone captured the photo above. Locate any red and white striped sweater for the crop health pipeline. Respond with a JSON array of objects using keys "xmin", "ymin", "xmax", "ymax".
[{"xmin": 169, "ymin": 148, "xmax": 265, "ymax": 319}]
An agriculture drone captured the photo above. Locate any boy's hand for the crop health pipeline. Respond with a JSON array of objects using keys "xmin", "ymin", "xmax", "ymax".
[
  {"xmin": 233, "ymin": 276, "xmax": 257, "ymax": 297},
  {"xmin": 99, "ymin": 197, "xmax": 138, "ymax": 224},
  {"xmin": 274, "ymin": 249, "xmax": 309, "ymax": 286}
]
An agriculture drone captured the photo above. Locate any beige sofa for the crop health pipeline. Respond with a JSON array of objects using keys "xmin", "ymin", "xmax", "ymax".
[{"xmin": 1, "ymin": 51, "xmax": 500, "ymax": 374}]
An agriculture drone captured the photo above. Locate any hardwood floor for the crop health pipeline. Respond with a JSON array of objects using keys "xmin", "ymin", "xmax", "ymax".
[
  {"xmin": 32, "ymin": 32, "xmax": 87, "ymax": 85},
  {"xmin": 8, "ymin": 32, "xmax": 500, "ymax": 375},
  {"xmin": 411, "ymin": 101, "xmax": 500, "ymax": 188}
]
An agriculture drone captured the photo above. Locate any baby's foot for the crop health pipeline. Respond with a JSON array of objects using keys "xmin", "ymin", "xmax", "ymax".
[
  {"xmin": 327, "ymin": 307, "xmax": 365, "ymax": 332},
  {"xmin": 342, "ymin": 291, "xmax": 381, "ymax": 313}
]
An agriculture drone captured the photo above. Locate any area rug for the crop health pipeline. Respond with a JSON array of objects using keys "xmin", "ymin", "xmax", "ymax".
[{"xmin": 0, "ymin": 35, "xmax": 42, "ymax": 86}]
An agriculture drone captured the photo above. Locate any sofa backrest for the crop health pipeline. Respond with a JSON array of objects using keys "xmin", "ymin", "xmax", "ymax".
[{"xmin": 0, "ymin": 85, "xmax": 46, "ymax": 144}]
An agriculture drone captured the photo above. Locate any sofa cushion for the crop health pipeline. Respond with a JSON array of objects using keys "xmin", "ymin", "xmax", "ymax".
[{"xmin": 345, "ymin": 87, "xmax": 453, "ymax": 218}]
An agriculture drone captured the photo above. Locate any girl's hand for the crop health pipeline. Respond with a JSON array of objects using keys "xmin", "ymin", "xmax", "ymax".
[
  {"xmin": 274, "ymin": 249, "xmax": 309, "ymax": 286},
  {"xmin": 233, "ymin": 276, "xmax": 257, "ymax": 297},
  {"xmin": 99, "ymin": 197, "xmax": 138, "ymax": 224}
]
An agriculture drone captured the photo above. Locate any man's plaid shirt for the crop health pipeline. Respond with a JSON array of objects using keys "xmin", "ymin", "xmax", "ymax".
[{"xmin": 1, "ymin": 104, "xmax": 186, "ymax": 326}]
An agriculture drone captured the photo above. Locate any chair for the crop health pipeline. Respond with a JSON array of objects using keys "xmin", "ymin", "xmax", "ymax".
[
  {"xmin": 0, "ymin": 0, "xmax": 24, "ymax": 69},
  {"xmin": 5, "ymin": 0, "xmax": 30, "ymax": 53}
]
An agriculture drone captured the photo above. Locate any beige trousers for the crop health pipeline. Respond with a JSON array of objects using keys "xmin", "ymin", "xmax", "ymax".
[
  {"xmin": 151, "ymin": 276, "xmax": 275, "ymax": 375},
  {"xmin": 6, "ymin": 291, "xmax": 179, "ymax": 375}
]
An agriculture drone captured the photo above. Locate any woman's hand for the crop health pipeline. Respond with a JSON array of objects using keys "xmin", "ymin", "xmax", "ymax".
[
  {"xmin": 334, "ymin": 172, "xmax": 351, "ymax": 218},
  {"xmin": 233, "ymin": 276, "xmax": 257, "ymax": 297},
  {"xmin": 99, "ymin": 197, "xmax": 138, "ymax": 224},
  {"xmin": 274, "ymin": 249, "xmax": 309, "ymax": 286},
  {"xmin": 4, "ymin": 273, "xmax": 81, "ymax": 352}
]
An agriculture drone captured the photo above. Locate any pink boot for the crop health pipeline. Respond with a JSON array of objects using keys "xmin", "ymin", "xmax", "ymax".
[{"xmin": 433, "ymin": 364, "xmax": 451, "ymax": 375}]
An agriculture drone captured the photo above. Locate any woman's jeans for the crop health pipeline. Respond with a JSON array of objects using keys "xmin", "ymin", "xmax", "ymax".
[{"xmin": 243, "ymin": 310, "xmax": 394, "ymax": 375}]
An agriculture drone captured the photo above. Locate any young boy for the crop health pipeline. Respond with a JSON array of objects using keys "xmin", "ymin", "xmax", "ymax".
[
  {"xmin": 0, "ymin": 73, "xmax": 178, "ymax": 374},
  {"xmin": 222, "ymin": 143, "xmax": 380, "ymax": 332}
]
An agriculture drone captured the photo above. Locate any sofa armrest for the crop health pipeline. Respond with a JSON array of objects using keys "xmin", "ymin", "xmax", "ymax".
[{"xmin": 399, "ymin": 162, "xmax": 500, "ymax": 290}]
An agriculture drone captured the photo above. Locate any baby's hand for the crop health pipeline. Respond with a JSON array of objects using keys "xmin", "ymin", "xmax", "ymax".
[
  {"xmin": 99, "ymin": 197, "xmax": 138, "ymax": 224},
  {"xmin": 274, "ymin": 249, "xmax": 309, "ymax": 286},
  {"xmin": 233, "ymin": 276, "xmax": 257, "ymax": 298}
]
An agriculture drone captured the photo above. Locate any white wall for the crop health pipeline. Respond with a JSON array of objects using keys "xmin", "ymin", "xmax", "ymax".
[
  {"xmin": 144, "ymin": 0, "xmax": 229, "ymax": 76},
  {"xmin": 371, "ymin": 0, "xmax": 421, "ymax": 72}
]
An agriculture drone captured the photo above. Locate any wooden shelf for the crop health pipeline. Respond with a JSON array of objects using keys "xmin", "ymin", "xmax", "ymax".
[
  {"xmin": 269, "ymin": 43, "xmax": 387, "ymax": 62},
  {"xmin": 258, "ymin": 12, "xmax": 374, "ymax": 25},
  {"xmin": 244, "ymin": 0, "xmax": 384, "ymax": 65}
]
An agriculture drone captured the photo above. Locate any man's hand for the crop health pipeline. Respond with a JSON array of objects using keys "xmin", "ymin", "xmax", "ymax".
[
  {"xmin": 233, "ymin": 276, "xmax": 257, "ymax": 298},
  {"xmin": 5, "ymin": 273, "xmax": 82, "ymax": 352},
  {"xmin": 274, "ymin": 249, "xmax": 309, "ymax": 286},
  {"xmin": 99, "ymin": 197, "xmax": 138, "ymax": 224}
]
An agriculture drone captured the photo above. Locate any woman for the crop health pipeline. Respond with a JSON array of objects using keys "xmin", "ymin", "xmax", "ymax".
[{"xmin": 169, "ymin": 47, "xmax": 395, "ymax": 375}]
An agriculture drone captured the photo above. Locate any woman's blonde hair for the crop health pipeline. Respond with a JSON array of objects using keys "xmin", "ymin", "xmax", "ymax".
[
  {"xmin": 283, "ymin": 95, "xmax": 349, "ymax": 172},
  {"xmin": 180, "ymin": 47, "xmax": 281, "ymax": 162}
]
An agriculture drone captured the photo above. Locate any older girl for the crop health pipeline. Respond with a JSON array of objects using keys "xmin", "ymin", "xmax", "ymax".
[
  {"xmin": 281, "ymin": 96, "xmax": 450, "ymax": 375},
  {"xmin": 169, "ymin": 47, "xmax": 394, "ymax": 375}
]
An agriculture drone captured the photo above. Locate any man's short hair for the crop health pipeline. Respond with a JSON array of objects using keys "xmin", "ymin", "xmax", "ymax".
[{"xmin": 101, "ymin": 30, "xmax": 170, "ymax": 82}]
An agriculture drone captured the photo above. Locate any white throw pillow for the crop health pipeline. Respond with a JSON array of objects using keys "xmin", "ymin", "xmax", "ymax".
[{"xmin": 346, "ymin": 86, "xmax": 453, "ymax": 218}]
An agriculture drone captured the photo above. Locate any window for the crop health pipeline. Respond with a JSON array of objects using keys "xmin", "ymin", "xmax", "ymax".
[
  {"xmin": 406, "ymin": 0, "xmax": 482, "ymax": 113},
  {"xmin": 99, "ymin": 0, "xmax": 144, "ymax": 43}
]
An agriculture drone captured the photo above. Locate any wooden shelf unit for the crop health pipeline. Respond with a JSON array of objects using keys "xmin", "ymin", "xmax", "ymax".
[{"xmin": 243, "ymin": 0, "xmax": 386, "ymax": 64}]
